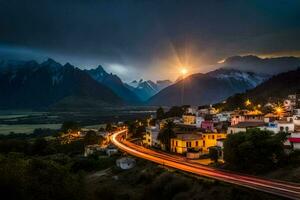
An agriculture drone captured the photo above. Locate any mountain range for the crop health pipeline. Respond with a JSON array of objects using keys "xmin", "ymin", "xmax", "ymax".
[
  {"xmin": 147, "ymin": 68, "xmax": 268, "ymax": 106},
  {"xmin": 219, "ymin": 55, "xmax": 300, "ymax": 75},
  {"xmin": 0, "ymin": 59, "xmax": 122, "ymax": 109},
  {"xmin": 125, "ymin": 79, "xmax": 172, "ymax": 101},
  {"xmin": 1, "ymin": 55, "xmax": 299, "ymax": 110},
  {"xmin": 220, "ymin": 67, "xmax": 300, "ymax": 110},
  {"xmin": 85, "ymin": 66, "xmax": 140, "ymax": 103}
]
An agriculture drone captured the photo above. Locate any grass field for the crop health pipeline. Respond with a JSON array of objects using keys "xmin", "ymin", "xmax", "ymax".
[{"xmin": 0, "ymin": 124, "xmax": 62, "ymax": 135}]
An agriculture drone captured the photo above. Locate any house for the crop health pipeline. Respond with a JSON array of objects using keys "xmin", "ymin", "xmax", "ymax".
[
  {"xmin": 288, "ymin": 133, "xmax": 300, "ymax": 150},
  {"xmin": 195, "ymin": 116, "xmax": 205, "ymax": 128},
  {"xmin": 259, "ymin": 122, "xmax": 279, "ymax": 133},
  {"xmin": 105, "ymin": 144, "xmax": 118, "ymax": 156},
  {"xmin": 216, "ymin": 112, "xmax": 231, "ymax": 122},
  {"xmin": 263, "ymin": 113, "xmax": 280, "ymax": 123},
  {"xmin": 143, "ymin": 124, "xmax": 160, "ymax": 147},
  {"xmin": 170, "ymin": 132, "xmax": 227, "ymax": 155},
  {"xmin": 227, "ymin": 121, "xmax": 265, "ymax": 134},
  {"xmin": 216, "ymin": 138, "xmax": 226, "ymax": 160},
  {"xmin": 170, "ymin": 133, "xmax": 203, "ymax": 154},
  {"xmin": 182, "ymin": 114, "xmax": 196, "ymax": 125},
  {"xmin": 230, "ymin": 110, "xmax": 264, "ymax": 126},
  {"xmin": 244, "ymin": 111, "xmax": 264, "ymax": 122},
  {"xmin": 84, "ymin": 144, "xmax": 102, "ymax": 157},
  {"xmin": 201, "ymin": 121, "xmax": 214, "ymax": 132},
  {"xmin": 187, "ymin": 107, "xmax": 198, "ymax": 115},
  {"xmin": 201, "ymin": 133, "xmax": 227, "ymax": 152},
  {"xmin": 230, "ymin": 110, "xmax": 247, "ymax": 125}
]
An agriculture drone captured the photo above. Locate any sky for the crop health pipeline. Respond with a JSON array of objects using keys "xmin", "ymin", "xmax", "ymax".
[{"xmin": 1, "ymin": 0, "xmax": 300, "ymax": 82}]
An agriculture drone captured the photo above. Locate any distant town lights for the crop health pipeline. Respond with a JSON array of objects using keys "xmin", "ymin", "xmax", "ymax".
[{"xmin": 245, "ymin": 99, "xmax": 251, "ymax": 106}]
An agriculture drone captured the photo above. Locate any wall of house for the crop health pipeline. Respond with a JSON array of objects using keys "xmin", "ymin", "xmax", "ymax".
[
  {"xmin": 227, "ymin": 127, "xmax": 246, "ymax": 134},
  {"xmin": 170, "ymin": 138, "xmax": 202, "ymax": 154},
  {"xmin": 202, "ymin": 133, "xmax": 226, "ymax": 152}
]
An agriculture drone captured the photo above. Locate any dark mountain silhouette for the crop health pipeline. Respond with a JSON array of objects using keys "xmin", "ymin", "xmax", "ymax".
[
  {"xmin": 219, "ymin": 55, "xmax": 300, "ymax": 75},
  {"xmin": 147, "ymin": 68, "xmax": 268, "ymax": 106},
  {"xmin": 0, "ymin": 59, "xmax": 123, "ymax": 109},
  {"xmin": 125, "ymin": 79, "xmax": 172, "ymax": 101},
  {"xmin": 220, "ymin": 67, "xmax": 300, "ymax": 110},
  {"xmin": 85, "ymin": 66, "xmax": 141, "ymax": 103}
]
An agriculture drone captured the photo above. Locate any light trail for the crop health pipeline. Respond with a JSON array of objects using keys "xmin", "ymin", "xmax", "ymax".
[{"xmin": 111, "ymin": 130, "xmax": 300, "ymax": 200}]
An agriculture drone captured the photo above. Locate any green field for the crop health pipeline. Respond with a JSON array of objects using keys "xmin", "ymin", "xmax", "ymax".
[{"xmin": 0, "ymin": 124, "xmax": 62, "ymax": 135}]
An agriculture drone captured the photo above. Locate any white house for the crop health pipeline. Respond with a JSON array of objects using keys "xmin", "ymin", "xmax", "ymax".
[
  {"xmin": 288, "ymin": 133, "xmax": 300, "ymax": 150},
  {"xmin": 216, "ymin": 112, "xmax": 231, "ymax": 122},
  {"xmin": 227, "ymin": 121, "xmax": 265, "ymax": 134},
  {"xmin": 196, "ymin": 116, "xmax": 205, "ymax": 128},
  {"xmin": 143, "ymin": 124, "xmax": 160, "ymax": 147}
]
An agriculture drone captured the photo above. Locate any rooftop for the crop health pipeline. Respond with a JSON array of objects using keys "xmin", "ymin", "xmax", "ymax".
[
  {"xmin": 230, "ymin": 121, "xmax": 266, "ymax": 128},
  {"xmin": 175, "ymin": 133, "xmax": 202, "ymax": 141}
]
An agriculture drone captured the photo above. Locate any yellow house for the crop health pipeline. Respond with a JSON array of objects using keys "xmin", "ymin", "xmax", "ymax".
[
  {"xmin": 170, "ymin": 132, "xmax": 227, "ymax": 154},
  {"xmin": 201, "ymin": 133, "xmax": 226, "ymax": 152},
  {"xmin": 171, "ymin": 133, "xmax": 202, "ymax": 154},
  {"xmin": 182, "ymin": 114, "xmax": 196, "ymax": 125}
]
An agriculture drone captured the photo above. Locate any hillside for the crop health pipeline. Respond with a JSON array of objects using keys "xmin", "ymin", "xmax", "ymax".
[
  {"xmin": 85, "ymin": 66, "xmax": 141, "ymax": 103},
  {"xmin": 220, "ymin": 67, "xmax": 300, "ymax": 110},
  {"xmin": 219, "ymin": 55, "xmax": 300, "ymax": 75},
  {"xmin": 147, "ymin": 68, "xmax": 268, "ymax": 106},
  {"xmin": 126, "ymin": 79, "xmax": 172, "ymax": 101},
  {"xmin": 0, "ymin": 59, "xmax": 123, "ymax": 109}
]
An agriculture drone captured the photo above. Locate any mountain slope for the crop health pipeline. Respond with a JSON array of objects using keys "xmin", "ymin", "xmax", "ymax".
[
  {"xmin": 85, "ymin": 66, "xmax": 140, "ymax": 103},
  {"xmin": 0, "ymin": 59, "xmax": 123, "ymax": 109},
  {"xmin": 221, "ymin": 67, "xmax": 300, "ymax": 110},
  {"xmin": 126, "ymin": 79, "xmax": 172, "ymax": 101},
  {"xmin": 220, "ymin": 55, "xmax": 300, "ymax": 75},
  {"xmin": 147, "ymin": 68, "xmax": 268, "ymax": 106}
]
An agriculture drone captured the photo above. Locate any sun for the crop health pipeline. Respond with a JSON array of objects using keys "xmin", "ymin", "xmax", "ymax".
[{"xmin": 180, "ymin": 68, "xmax": 188, "ymax": 75}]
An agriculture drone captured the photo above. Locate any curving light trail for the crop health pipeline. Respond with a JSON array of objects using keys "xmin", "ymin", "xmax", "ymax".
[{"xmin": 111, "ymin": 130, "xmax": 300, "ymax": 200}]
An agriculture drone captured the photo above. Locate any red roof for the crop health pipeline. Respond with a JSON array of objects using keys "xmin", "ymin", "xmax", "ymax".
[{"xmin": 288, "ymin": 138, "xmax": 300, "ymax": 143}]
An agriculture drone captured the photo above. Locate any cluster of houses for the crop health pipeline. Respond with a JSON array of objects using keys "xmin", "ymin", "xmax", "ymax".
[
  {"xmin": 143, "ymin": 106, "xmax": 228, "ymax": 159},
  {"xmin": 142, "ymin": 94, "xmax": 300, "ymax": 160}
]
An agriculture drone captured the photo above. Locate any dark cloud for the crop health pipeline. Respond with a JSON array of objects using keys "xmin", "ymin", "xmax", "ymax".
[{"xmin": 0, "ymin": 0, "xmax": 300, "ymax": 81}]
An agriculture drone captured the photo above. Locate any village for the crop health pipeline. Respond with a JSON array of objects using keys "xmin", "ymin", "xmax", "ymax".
[
  {"xmin": 74, "ymin": 94, "xmax": 300, "ymax": 168},
  {"xmin": 140, "ymin": 94, "xmax": 300, "ymax": 162}
]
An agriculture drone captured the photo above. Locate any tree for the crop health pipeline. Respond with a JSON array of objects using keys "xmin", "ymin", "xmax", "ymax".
[
  {"xmin": 223, "ymin": 128, "xmax": 287, "ymax": 173},
  {"xmin": 84, "ymin": 130, "xmax": 104, "ymax": 145},
  {"xmin": 61, "ymin": 121, "xmax": 80, "ymax": 133},
  {"xmin": 156, "ymin": 107, "xmax": 165, "ymax": 120},
  {"xmin": 30, "ymin": 137, "xmax": 48, "ymax": 155},
  {"xmin": 165, "ymin": 106, "xmax": 185, "ymax": 118},
  {"xmin": 158, "ymin": 121, "xmax": 176, "ymax": 151},
  {"xmin": 208, "ymin": 147, "xmax": 219, "ymax": 163},
  {"xmin": 106, "ymin": 123, "xmax": 113, "ymax": 132}
]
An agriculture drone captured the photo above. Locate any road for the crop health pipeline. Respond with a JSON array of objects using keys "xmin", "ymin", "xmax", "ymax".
[{"xmin": 111, "ymin": 130, "xmax": 300, "ymax": 200}]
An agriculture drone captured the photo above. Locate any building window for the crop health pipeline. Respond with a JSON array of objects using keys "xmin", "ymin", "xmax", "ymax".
[
  {"xmin": 186, "ymin": 142, "xmax": 191, "ymax": 147},
  {"xmin": 285, "ymin": 127, "xmax": 289, "ymax": 132},
  {"xmin": 212, "ymin": 135, "xmax": 215, "ymax": 139},
  {"xmin": 176, "ymin": 141, "xmax": 178, "ymax": 146},
  {"xmin": 196, "ymin": 141, "xmax": 198, "ymax": 146},
  {"xmin": 203, "ymin": 140, "xmax": 205, "ymax": 147}
]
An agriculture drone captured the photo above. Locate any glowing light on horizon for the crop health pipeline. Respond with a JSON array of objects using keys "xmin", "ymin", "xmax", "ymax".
[
  {"xmin": 180, "ymin": 68, "xmax": 188, "ymax": 75},
  {"xmin": 217, "ymin": 59, "xmax": 225, "ymax": 64}
]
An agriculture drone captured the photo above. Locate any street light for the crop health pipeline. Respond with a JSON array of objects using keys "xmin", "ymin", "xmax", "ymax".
[{"xmin": 245, "ymin": 99, "xmax": 251, "ymax": 107}]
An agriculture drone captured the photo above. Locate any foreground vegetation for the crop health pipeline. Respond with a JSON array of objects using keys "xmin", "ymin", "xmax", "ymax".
[{"xmin": 0, "ymin": 120, "xmax": 298, "ymax": 200}]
